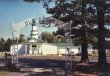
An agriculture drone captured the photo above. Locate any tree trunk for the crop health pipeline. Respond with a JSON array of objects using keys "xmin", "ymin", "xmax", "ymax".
[
  {"xmin": 80, "ymin": 0, "xmax": 89, "ymax": 63},
  {"xmin": 80, "ymin": 42, "xmax": 89, "ymax": 63},
  {"xmin": 97, "ymin": 0, "xmax": 107, "ymax": 67}
]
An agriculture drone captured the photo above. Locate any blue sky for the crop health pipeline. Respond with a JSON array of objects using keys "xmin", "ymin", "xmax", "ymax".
[{"xmin": 0, "ymin": 0, "xmax": 57, "ymax": 39}]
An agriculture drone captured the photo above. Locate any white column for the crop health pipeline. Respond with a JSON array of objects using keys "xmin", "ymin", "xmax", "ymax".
[
  {"xmin": 29, "ymin": 45, "xmax": 32, "ymax": 54},
  {"xmin": 25, "ymin": 44, "xmax": 27, "ymax": 55}
]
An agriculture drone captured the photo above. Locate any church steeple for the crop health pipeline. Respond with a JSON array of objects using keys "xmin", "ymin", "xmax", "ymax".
[{"xmin": 29, "ymin": 19, "xmax": 38, "ymax": 42}]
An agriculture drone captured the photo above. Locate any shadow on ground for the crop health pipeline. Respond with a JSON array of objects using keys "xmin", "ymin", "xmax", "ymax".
[
  {"xmin": 19, "ymin": 58, "xmax": 74, "ymax": 76},
  {"xmin": 19, "ymin": 58, "xmax": 110, "ymax": 76},
  {"xmin": 1, "ymin": 57, "xmax": 110, "ymax": 76},
  {"xmin": 73, "ymin": 62, "xmax": 110, "ymax": 76}
]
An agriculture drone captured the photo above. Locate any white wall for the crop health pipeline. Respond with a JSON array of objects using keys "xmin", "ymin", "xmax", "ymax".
[
  {"xmin": 39, "ymin": 43, "xmax": 58, "ymax": 55},
  {"xmin": 10, "ymin": 43, "xmax": 94, "ymax": 56},
  {"xmin": 58, "ymin": 47, "xmax": 80, "ymax": 55},
  {"xmin": 58, "ymin": 48, "xmax": 66, "ymax": 55},
  {"xmin": 10, "ymin": 44, "xmax": 26, "ymax": 55}
]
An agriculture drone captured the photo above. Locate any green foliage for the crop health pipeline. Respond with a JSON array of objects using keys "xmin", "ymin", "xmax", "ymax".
[
  {"xmin": 23, "ymin": 0, "xmax": 110, "ymax": 64},
  {"xmin": 18, "ymin": 34, "xmax": 26, "ymax": 43},
  {"xmin": 45, "ymin": 0, "xmax": 98, "ymax": 48},
  {"xmin": 0, "ymin": 37, "xmax": 5, "ymax": 51},
  {"xmin": 0, "ymin": 34, "xmax": 26, "ymax": 52},
  {"xmin": 4, "ymin": 38, "xmax": 12, "ymax": 52},
  {"xmin": 23, "ymin": 0, "xmax": 110, "ymax": 46},
  {"xmin": 0, "ymin": 38, "xmax": 12, "ymax": 52},
  {"xmin": 23, "ymin": 0, "xmax": 40, "ymax": 2},
  {"xmin": 41, "ymin": 32, "xmax": 59, "ymax": 43}
]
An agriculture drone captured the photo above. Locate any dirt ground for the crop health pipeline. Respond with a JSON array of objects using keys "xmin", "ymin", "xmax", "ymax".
[
  {"xmin": 72, "ymin": 62, "xmax": 110, "ymax": 76},
  {"xmin": 0, "ymin": 56, "xmax": 110, "ymax": 76}
]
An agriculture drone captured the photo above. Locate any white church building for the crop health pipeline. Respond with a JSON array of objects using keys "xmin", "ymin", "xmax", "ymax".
[
  {"xmin": 10, "ymin": 42, "xmax": 82, "ymax": 56},
  {"xmin": 10, "ymin": 19, "xmax": 93, "ymax": 56}
]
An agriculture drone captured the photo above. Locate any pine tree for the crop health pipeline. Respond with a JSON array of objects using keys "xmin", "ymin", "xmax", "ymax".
[
  {"xmin": 23, "ymin": 0, "xmax": 110, "ymax": 65},
  {"xmin": 0, "ymin": 37, "xmax": 5, "ymax": 51},
  {"xmin": 4, "ymin": 38, "xmax": 12, "ymax": 52}
]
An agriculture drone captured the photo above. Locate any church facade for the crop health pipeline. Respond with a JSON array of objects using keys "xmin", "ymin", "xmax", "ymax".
[{"xmin": 10, "ymin": 19, "xmax": 93, "ymax": 56}]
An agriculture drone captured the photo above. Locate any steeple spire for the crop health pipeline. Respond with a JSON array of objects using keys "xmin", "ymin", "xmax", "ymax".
[{"xmin": 29, "ymin": 19, "xmax": 38, "ymax": 42}]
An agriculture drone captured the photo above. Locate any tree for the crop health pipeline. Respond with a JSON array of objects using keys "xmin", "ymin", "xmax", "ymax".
[
  {"xmin": 96, "ymin": 0, "xmax": 107, "ymax": 67},
  {"xmin": 0, "ymin": 37, "xmax": 5, "ymax": 51},
  {"xmin": 23, "ymin": 0, "xmax": 96, "ymax": 63},
  {"xmin": 18, "ymin": 34, "xmax": 26, "ymax": 43},
  {"xmin": 41, "ymin": 32, "xmax": 58, "ymax": 43},
  {"xmin": 53, "ymin": 28, "xmax": 65, "ymax": 43},
  {"xmin": 45, "ymin": 0, "xmax": 97, "ymax": 63},
  {"xmin": 90, "ymin": 27, "xmax": 110, "ymax": 49},
  {"xmin": 23, "ymin": 0, "xmax": 110, "ymax": 64},
  {"xmin": 4, "ymin": 38, "xmax": 12, "ymax": 52}
]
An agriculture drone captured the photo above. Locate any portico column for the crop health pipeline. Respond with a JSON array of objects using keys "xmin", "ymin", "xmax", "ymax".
[
  {"xmin": 29, "ymin": 45, "xmax": 32, "ymax": 54},
  {"xmin": 25, "ymin": 44, "xmax": 27, "ymax": 55}
]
